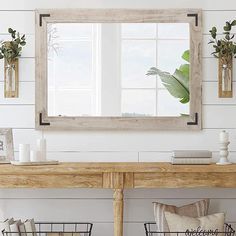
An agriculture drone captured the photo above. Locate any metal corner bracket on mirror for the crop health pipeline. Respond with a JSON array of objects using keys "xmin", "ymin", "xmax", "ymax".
[
  {"xmin": 39, "ymin": 14, "xmax": 51, "ymax": 27},
  {"xmin": 39, "ymin": 113, "xmax": 50, "ymax": 126},
  {"xmin": 187, "ymin": 113, "xmax": 198, "ymax": 126},
  {"xmin": 187, "ymin": 13, "xmax": 198, "ymax": 27}
]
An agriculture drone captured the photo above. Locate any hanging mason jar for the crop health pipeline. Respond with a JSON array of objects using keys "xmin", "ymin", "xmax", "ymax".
[{"xmin": 4, "ymin": 58, "xmax": 19, "ymax": 98}]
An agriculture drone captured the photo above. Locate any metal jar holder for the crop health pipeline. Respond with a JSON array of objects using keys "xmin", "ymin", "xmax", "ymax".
[
  {"xmin": 2, "ymin": 222, "xmax": 93, "ymax": 236},
  {"xmin": 144, "ymin": 222, "xmax": 235, "ymax": 236}
]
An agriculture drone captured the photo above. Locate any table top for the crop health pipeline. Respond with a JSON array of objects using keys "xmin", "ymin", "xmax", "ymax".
[
  {"xmin": 0, "ymin": 162, "xmax": 236, "ymax": 188},
  {"xmin": 1, "ymin": 162, "xmax": 236, "ymax": 175}
]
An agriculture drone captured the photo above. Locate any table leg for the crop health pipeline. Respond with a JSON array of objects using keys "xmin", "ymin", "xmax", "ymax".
[{"xmin": 113, "ymin": 188, "xmax": 124, "ymax": 236}]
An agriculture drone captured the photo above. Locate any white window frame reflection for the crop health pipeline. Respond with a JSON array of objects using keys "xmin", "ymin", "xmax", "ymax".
[
  {"xmin": 120, "ymin": 23, "xmax": 190, "ymax": 117},
  {"xmin": 47, "ymin": 23, "xmax": 101, "ymax": 116}
]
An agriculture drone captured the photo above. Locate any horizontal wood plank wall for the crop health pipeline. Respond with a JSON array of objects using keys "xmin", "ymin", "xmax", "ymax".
[{"xmin": 1, "ymin": 1, "xmax": 236, "ymax": 235}]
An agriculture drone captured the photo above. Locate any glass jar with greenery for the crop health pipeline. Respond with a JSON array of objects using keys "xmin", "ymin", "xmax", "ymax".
[
  {"xmin": 0, "ymin": 28, "xmax": 26, "ymax": 98},
  {"xmin": 209, "ymin": 20, "xmax": 236, "ymax": 97}
]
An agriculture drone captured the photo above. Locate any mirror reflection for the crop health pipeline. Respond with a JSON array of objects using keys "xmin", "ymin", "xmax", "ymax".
[{"xmin": 47, "ymin": 23, "xmax": 190, "ymax": 117}]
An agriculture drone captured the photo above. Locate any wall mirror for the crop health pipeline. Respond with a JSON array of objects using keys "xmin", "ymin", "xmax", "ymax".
[{"xmin": 35, "ymin": 9, "xmax": 202, "ymax": 130}]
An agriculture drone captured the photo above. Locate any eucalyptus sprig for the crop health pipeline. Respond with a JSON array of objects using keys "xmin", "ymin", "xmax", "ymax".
[
  {"xmin": 209, "ymin": 20, "xmax": 236, "ymax": 63},
  {"xmin": 0, "ymin": 28, "xmax": 26, "ymax": 64}
]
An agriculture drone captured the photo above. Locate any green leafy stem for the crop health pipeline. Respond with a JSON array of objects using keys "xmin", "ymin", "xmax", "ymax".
[
  {"xmin": 209, "ymin": 20, "xmax": 236, "ymax": 63},
  {"xmin": 0, "ymin": 28, "xmax": 26, "ymax": 64}
]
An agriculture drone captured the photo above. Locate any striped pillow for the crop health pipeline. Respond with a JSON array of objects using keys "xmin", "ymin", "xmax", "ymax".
[{"xmin": 153, "ymin": 199, "xmax": 210, "ymax": 232}]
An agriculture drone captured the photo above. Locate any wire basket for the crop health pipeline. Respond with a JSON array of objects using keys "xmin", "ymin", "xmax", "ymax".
[
  {"xmin": 144, "ymin": 222, "xmax": 235, "ymax": 236},
  {"xmin": 2, "ymin": 222, "xmax": 93, "ymax": 236}
]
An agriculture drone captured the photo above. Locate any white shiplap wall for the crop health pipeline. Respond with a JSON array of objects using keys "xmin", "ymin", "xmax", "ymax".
[{"xmin": 1, "ymin": 0, "xmax": 236, "ymax": 235}]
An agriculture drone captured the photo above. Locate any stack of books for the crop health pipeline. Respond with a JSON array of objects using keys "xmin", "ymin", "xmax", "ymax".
[
  {"xmin": 171, "ymin": 150, "xmax": 212, "ymax": 165},
  {"xmin": 3, "ymin": 218, "xmax": 37, "ymax": 236}
]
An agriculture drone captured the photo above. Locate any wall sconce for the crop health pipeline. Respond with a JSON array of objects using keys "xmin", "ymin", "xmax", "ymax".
[
  {"xmin": 209, "ymin": 20, "xmax": 236, "ymax": 98},
  {"xmin": 0, "ymin": 28, "xmax": 26, "ymax": 98}
]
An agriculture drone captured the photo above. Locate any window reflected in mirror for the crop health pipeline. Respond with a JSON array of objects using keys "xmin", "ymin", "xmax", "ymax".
[{"xmin": 47, "ymin": 23, "xmax": 190, "ymax": 117}]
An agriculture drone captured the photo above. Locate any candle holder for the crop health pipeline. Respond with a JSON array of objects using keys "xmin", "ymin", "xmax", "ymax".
[{"xmin": 217, "ymin": 141, "xmax": 232, "ymax": 165}]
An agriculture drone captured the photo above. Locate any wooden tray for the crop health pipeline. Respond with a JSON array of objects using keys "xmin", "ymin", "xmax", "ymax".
[
  {"xmin": 0, "ymin": 160, "xmax": 11, "ymax": 164},
  {"xmin": 11, "ymin": 160, "xmax": 59, "ymax": 166}
]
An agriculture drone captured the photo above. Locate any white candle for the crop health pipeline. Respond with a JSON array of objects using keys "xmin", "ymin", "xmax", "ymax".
[
  {"xmin": 36, "ymin": 139, "xmax": 47, "ymax": 161},
  {"xmin": 19, "ymin": 144, "xmax": 30, "ymax": 162},
  {"xmin": 219, "ymin": 130, "xmax": 229, "ymax": 143},
  {"xmin": 30, "ymin": 150, "xmax": 41, "ymax": 162}
]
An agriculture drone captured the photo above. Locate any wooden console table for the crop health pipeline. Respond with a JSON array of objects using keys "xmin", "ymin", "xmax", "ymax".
[{"xmin": 1, "ymin": 162, "xmax": 236, "ymax": 236}]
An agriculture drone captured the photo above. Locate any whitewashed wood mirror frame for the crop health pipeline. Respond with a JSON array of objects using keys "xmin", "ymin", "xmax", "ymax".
[{"xmin": 35, "ymin": 9, "xmax": 202, "ymax": 130}]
